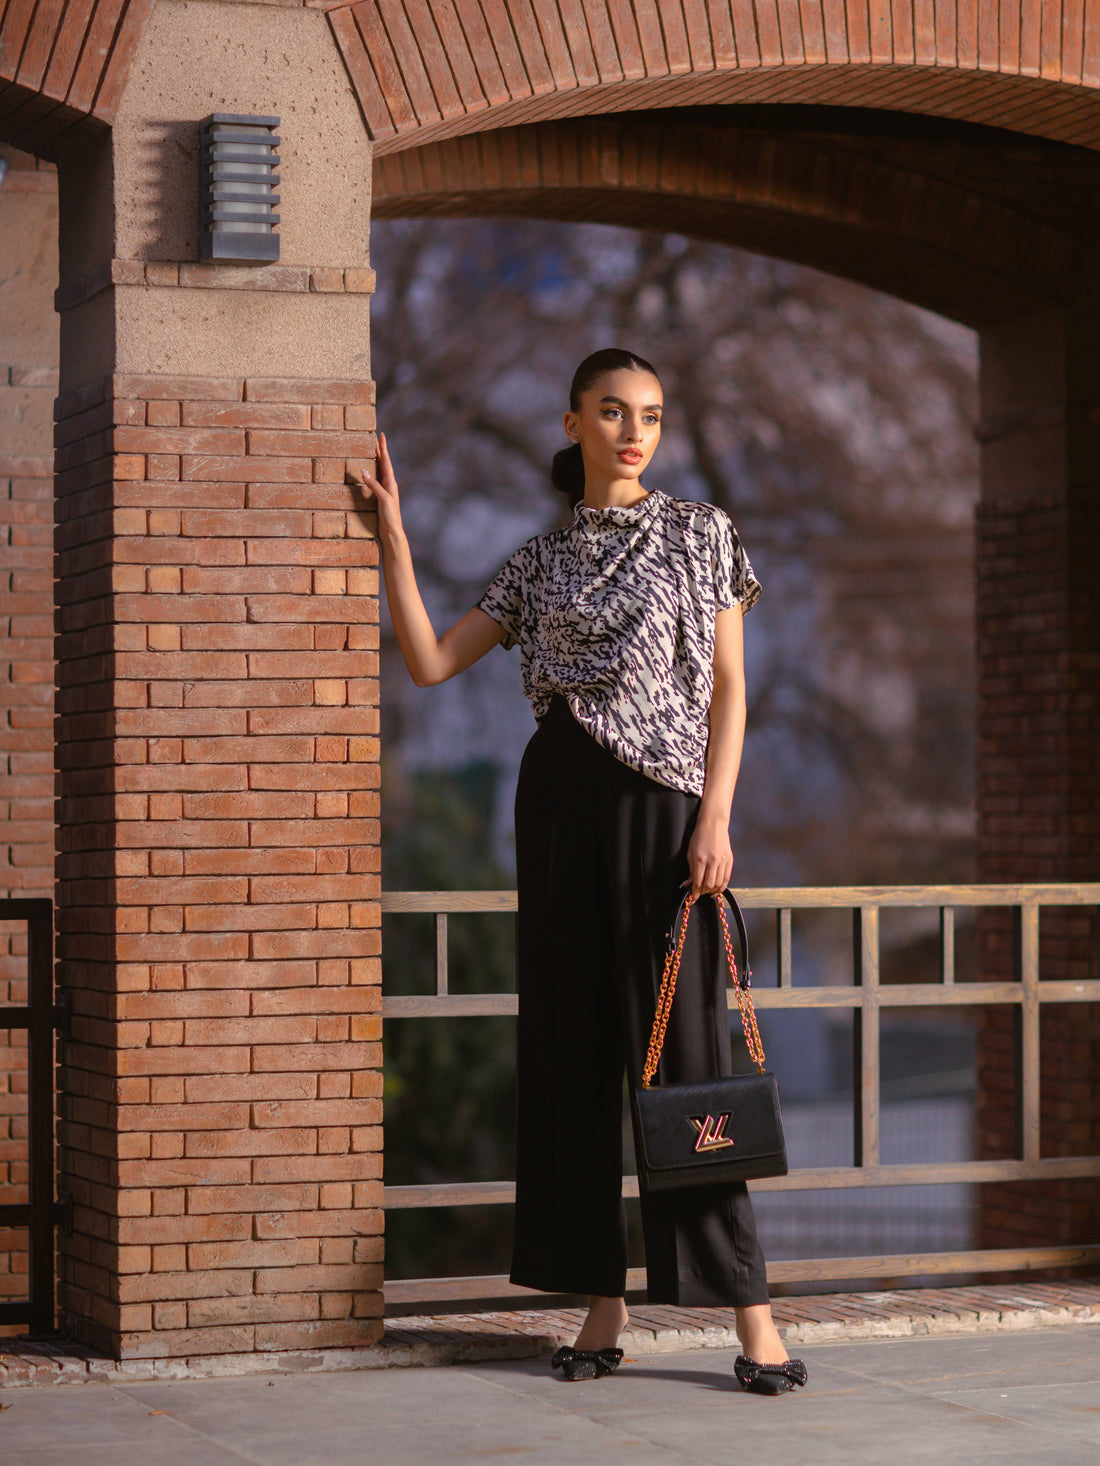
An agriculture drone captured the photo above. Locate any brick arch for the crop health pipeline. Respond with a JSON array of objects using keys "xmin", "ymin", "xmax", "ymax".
[
  {"xmin": 330, "ymin": 0, "xmax": 1100, "ymax": 155},
  {"xmin": 371, "ymin": 112, "xmax": 1084, "ymax": 325},
  {"xmin": 0, "ymin": 0, "xmax": 153, "ymax": 156}
]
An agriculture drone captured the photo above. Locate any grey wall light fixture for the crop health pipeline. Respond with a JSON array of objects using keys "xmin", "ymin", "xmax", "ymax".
[{"xmin": 199, "ymin": 113, "xmax": 280, "ymax": 263}]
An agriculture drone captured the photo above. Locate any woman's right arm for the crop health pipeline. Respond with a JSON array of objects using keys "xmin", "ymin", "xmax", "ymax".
[{"xmin": 358, "ymin": 433, "xmax": 505, "ymax": 687}]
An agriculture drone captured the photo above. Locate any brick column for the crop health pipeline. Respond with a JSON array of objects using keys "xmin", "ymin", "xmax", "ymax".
[
  {"xmin": 54, "ymin": 367, "xmax": 382, "ymax": 1356},
  {"xmin": 975, "ymin": 295, "xmax": 1100, "ymax": 1252},
  {"xmin": 0, "ymin": 147, "xmax": 59, "ymax": 1327},
  {"xmin": 48, "ymin": 2, "xmax": 383, "ymax": 1358}
]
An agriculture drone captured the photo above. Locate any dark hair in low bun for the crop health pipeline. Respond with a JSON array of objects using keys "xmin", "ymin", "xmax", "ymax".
[
  {"xmin": 552, "ymin": 347, "xmax": 661, "ymax": 509},
  {"xmin": 551, "ymin": 442, "xmax": 585, "ymax": 504}
]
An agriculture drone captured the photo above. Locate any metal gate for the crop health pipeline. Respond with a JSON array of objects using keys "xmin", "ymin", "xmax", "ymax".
[{"xmin": 0, "ymin": 899, "xmax": 62, "ymax": 1335}]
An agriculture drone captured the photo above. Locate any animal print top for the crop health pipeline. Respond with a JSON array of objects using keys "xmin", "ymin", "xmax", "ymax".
[{"xmin": 475, "ymin": 488, "xmax": 761, "ymax": 795}]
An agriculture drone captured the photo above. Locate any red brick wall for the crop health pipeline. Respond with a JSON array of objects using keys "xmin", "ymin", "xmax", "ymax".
[
  {"xmin": 975, "ymin": 484, "xmax": 1100, "ymax": 1252},
  {"xmin": 53, "ymin": 369, "xmax": 384, "ymax": 1357},
  {"xmin": 0, "ymin": 147, "xmax": 59, "ymax": 1330},
  {"xmin": 331, "ymin": 0, "xmax": 1100, "ymax": 154},
  {"xmin": 0, "ymin": 925, "xmax": 33, "ymax": 1331},
  {"xmin": 0, "ymin": 449, "xmax": 54, "ymax": 1329},
  {"xmin": 0, "ymin": 0, "xmax": 153, "ymax": 159},
  {"xmin": 0, "ymin": 443, "xmax": 53, "ymax": 897}
]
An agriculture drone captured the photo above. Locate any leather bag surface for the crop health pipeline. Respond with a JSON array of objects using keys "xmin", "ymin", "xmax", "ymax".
[
  {"xmin": 630, "ymin": 889, "xmax": 788, "ymax": 1193},
  {"xmin": 631, "ymin": 1071, "xmax": 787, "ymax": 1191}
]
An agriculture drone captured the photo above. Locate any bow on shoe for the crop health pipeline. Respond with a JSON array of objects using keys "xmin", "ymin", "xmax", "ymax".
[
  {"xmin": 551, "ymin": 1345, "xmax": 624, "ymax": 1381},
  {"xmin": 734, "ymin": 1355, "xmax": 808, "ymax": 1391}
]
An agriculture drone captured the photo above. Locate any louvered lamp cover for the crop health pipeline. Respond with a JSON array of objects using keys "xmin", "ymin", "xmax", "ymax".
[{"xmin": 199, "ymin": 113, "xmax": 281, "ymax": 263}]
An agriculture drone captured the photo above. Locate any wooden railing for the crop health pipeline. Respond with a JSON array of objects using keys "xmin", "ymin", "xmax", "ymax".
[{"xmin": 381, "ymin": 885, "xmax": 1100, "ymax": 1307}]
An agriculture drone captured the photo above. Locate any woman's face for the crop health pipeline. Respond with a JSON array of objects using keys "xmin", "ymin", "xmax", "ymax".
[{"xmin": 564, "ymin": 367, "xmax": 663, "ymax": 486}]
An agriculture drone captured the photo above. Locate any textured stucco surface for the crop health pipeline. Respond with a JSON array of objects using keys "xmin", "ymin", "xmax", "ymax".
[
  {"xmin": 0, "ymin": 384, "xmax": 53, "ymax": 458},
  {"xmin": 81, "ymin": 0, "xmax": 376, "ymax": 383},
  {"xmin": 112, "ymin": 0, "xmax": 372, "ymax": 267},
  {"xmin": 113, "ymin": 284, "xmax": 370, "ymax": 377},
  {"xmin": 0, "ymin": 161, "xmax": 58, "ymax": 453},
  {"xmin": 0, "ymin": 182, "xmax": 59, "ymax": 364},
  {"xmin": 58, "ymin": 291, "xmax": 116, "ymax": 392},
  {"xmin": 57, "ymin": 131, "xmax": 114, "ymax": 299}
]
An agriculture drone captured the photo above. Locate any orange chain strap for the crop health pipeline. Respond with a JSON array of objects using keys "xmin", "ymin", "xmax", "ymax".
[{"xmin": 641, "ymin": 892, "xmax": 766, "ymax": 1088}]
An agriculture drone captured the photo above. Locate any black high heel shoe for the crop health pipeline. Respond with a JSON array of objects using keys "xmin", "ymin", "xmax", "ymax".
[
  {"xmin": 551, "ymin": 1345, "xmax": 625, "ymax": 1382},
  {"xmin": 734, "ymin": 1355, "xmax": 808, "ymax": 1395}
]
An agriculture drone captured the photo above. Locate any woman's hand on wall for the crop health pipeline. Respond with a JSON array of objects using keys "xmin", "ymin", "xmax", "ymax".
[
  {"xmin": 358, "ymin": 432, "xmax": 404, "ymax": 544},
  {"xmin": 356, "ymin": 432, "xmax": 504, "ymax": 687}
]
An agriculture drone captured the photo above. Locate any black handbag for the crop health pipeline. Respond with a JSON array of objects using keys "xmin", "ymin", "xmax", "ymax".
[{"xmin": 630, "ymin": 888, "xmax": 788, "ymax": 1193}]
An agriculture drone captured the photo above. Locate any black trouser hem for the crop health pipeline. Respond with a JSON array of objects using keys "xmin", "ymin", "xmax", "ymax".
[
  {"xmin": 647, "ymin": 1274, "xmax": 772, "ymax": 1308},
  {"xmin": 509, "ymin": 1265, "xmax": 628, "ymax": 1298},
  {"xmin": 509, "ymin": 1266, "xmax": 771, "ymax": 1307}
]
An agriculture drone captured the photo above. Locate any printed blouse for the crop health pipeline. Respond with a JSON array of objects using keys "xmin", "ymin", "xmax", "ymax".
[{"xmin": 474, "ymin": 487, "xmax": 761, "ymax": 795}]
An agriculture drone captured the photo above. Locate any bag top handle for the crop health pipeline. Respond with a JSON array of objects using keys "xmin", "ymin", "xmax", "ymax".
[
  {"xmin": 667, "ymin": 887, "xmax": 751, "ymax": 988},
  {"xmin": 643, "ymin": 888, "xmax": 764, "ymax": 1087}
]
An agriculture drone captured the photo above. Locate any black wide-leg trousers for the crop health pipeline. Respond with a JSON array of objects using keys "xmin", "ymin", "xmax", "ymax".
[{"xmin": 509, "ymin": 694, "xmax": 770, "ymax": 1307}]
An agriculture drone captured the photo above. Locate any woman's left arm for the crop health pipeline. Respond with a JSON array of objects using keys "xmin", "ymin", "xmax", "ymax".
[{"xmin": 685, "ymin": 605, "xmax": 746, "ymax": 895}]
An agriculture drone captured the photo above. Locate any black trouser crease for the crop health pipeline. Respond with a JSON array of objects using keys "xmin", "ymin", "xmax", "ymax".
[{"xmin": 509, "ymin": 693, "xmax": 770, "ymax": 1307}]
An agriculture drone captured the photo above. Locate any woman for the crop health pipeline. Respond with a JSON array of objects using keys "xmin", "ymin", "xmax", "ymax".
[{"xmin": 359, "ymin": 348, "xmax": 806, "ymax": 1395}]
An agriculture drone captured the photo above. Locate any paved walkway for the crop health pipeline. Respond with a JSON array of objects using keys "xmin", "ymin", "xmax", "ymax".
[
  {"xmin": 3, "ymin": 1279, "xmax": 1099, "ymax": 1383},
  {"xmin": 3, "ymin": 1325, "xmax": 1099, "ymax": 1465}
]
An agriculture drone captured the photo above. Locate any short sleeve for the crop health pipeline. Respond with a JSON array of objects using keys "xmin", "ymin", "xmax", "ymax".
[
  {"xmin": 475, "ymin": 547, "xmax": 525, "ymax": 650},
  {"xmin": 711, "ymin": 509, "xmax": 761, "ymax": 614}
]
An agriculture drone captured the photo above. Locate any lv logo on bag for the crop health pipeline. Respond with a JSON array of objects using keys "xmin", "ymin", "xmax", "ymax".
[{"xmin": 688, "ymin": 1112, "xmax": 735, "ymax": 1152}]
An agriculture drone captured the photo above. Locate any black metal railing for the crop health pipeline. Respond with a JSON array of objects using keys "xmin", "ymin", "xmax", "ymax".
[
  {"xmin": 0, "ymin": 898, "xmax": 62, "ymax": 1335},
  {"xmin": 381, "ymin": 884, "xmax": 1100, "ymax": 1307}
]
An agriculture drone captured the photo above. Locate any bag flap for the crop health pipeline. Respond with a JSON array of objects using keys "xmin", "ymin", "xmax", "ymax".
[{"xmin": 632, "ymin": 1074, "xmax": 785, "ymax": 1174}]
